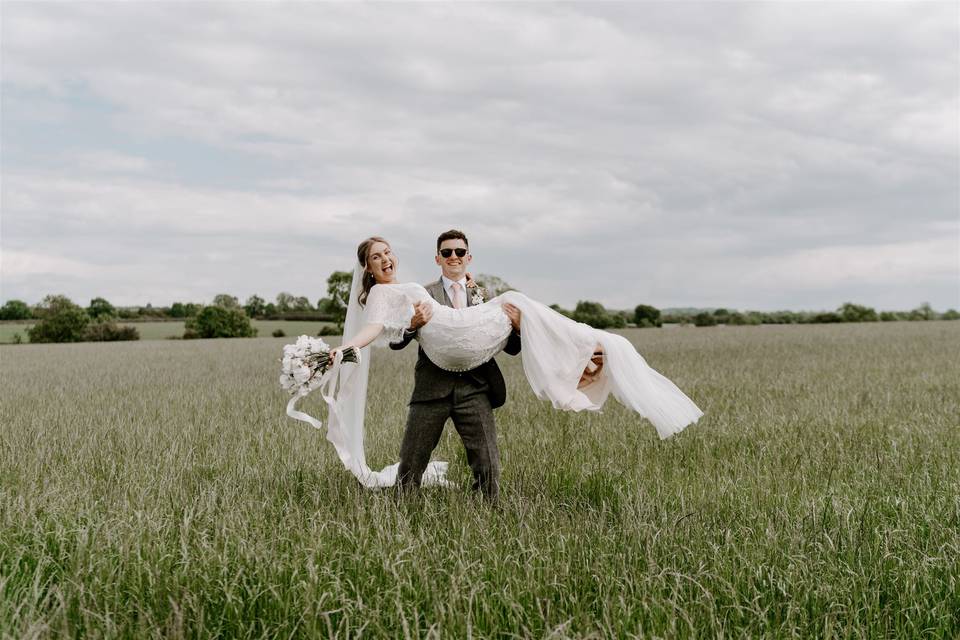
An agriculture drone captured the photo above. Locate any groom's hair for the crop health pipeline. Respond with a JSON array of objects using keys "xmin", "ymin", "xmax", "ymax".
[{"xmin": 437, "ymin": 229, "xmax": 468, "ymax": 252}]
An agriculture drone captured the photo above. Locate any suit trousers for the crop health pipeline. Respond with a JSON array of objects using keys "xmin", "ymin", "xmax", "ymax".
[{"xmin": 397, "ymin": 378, "xmax": 500, "ymax": 500}]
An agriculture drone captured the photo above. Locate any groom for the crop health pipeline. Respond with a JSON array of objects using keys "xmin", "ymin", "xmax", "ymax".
[{"xmin": 390, "ymin": 229, "xmax": 521, "ymax": 501}]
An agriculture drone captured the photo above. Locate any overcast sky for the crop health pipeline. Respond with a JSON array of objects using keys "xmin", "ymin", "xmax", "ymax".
[{"xmin": 2, "ymin": 1, "xmax": 958, "ymax": 311}]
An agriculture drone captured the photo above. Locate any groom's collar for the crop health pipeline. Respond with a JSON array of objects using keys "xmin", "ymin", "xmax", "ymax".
[{"xmin": 440, "ymin": 274, "xmax": 467, "ymax": 290}]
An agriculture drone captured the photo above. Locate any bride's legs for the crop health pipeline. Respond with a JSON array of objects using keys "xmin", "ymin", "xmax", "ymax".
[{"xmin": 578, "ymin": 345, "xmax": 605, "ymax": 389}]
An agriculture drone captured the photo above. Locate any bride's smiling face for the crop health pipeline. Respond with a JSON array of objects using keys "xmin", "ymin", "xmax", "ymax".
[{"xmin": 366, "ymin": 241, "xmax": 398, "ymax": 284}]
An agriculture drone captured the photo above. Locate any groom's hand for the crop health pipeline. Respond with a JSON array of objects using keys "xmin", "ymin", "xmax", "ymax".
[
  {"xmin": 503, "ymin": 303, "xmax": 521, "ymax": 333},
  {"xmin": 408, "ymin": 301, "xmax": 433, "ymax": 331}
]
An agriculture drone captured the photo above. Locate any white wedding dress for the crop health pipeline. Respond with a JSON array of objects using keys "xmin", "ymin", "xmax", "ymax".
[
  {"xmin": 367, "ymin": 282, "xmax": 702, "ymax": 430},
  {"xmin": 286, "ymin": 268, "xmax": 702, "ymax": 489}
]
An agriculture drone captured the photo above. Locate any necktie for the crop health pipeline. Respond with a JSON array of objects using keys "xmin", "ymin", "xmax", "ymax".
[{"xmin": 451, "ymin": 282, "xmax": 465, "ymax": 309}]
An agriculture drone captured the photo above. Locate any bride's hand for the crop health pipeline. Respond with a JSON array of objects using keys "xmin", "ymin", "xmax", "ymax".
[
  {"xmin": 465, "ymin": 272, "xmax": 476, "ymax": 288},
  {"xmin": 408, "ymin": 301, "xmax": 433, "ymax": 330}
]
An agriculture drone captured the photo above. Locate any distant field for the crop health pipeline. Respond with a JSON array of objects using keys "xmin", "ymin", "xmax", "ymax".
[
  {"xmin": 0, "ymin": 320, "xmax": 335, "ymax": 343},
  {"xmin": 1, "ymin": 322, "xmax": 957, "ymax": 637}
]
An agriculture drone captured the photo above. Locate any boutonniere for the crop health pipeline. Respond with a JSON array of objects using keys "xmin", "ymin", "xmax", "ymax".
[{"xmin": 470, "ymin": 287, "xmax": 486, "ymax": 305}]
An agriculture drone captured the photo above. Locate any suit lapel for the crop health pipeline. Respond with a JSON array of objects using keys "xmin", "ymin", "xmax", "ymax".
[{"xmin": 428, "ymin": 279, "xmax": 453, "ymax": 308}]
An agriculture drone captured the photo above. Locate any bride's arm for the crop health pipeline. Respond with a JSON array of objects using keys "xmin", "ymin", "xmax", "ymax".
[{"xmin": 334, "ymin": 322, "xmax": 384, "ymax": 353}]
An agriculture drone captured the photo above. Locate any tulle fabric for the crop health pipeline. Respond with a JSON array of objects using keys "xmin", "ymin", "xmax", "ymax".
[{"xmin": 496, "ymin": 291, "xmax": 703, "ymax": 439}]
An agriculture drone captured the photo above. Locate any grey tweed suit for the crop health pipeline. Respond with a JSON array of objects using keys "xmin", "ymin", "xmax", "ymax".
[{"xmin": 390, "ymin": 279, "xmax": 521, "ymax": 499}]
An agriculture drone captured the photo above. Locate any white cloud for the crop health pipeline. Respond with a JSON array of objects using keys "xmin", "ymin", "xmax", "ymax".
[
  {"xmin": 2, "ymin": 249, "xmax": 101, "ymax": 279},
  {"xmin": 1, "ymin": 2, "xmax": 957, "ymax": 310},
  {"xmin": 68, "ymin": 150, "xmax": 153, "ymax": 174},
  {"xmin": 739, "ymin": 238, "xmax": 958, "ymax": 289}
]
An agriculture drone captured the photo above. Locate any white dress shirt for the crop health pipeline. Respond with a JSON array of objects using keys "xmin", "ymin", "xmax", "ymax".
[{"xmin": 441, "ymin": 274, "xmax": 469, "ymax": 307}]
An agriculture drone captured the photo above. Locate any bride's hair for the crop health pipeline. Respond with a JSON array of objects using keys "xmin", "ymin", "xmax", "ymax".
[{"xmin": 356, "ymin": 236, "xmax": 392, "ymax": 307}]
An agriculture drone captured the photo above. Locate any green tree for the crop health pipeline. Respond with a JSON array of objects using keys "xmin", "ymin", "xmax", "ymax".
[
  {"xmin": 693, "ymin": 311, "xmax": 717, "ymax": 327},
  {"xmin": 27, "ymin": 295, "xmax": 90, "ymax": 343},
  {"xmin": 764, "ymin": 311, "xmax": 800, "ymax": 324},
  {"xmin": 908, "ymin": 302, "xmax": 935, "ymax": 321},
  {"xmin": 661, "ymin": 312, "xmax": 692, "ymax": 325},
  {"xmin": 742, "ymin": 311, "xmax": 763, "ymax": 325},
  {"xmin": 572, "ymin": 301, "xmax": 624, "ymax": 329},
  {"xmin": 317, "ymin": 297, "xmax": 341, "ymax": 320},
  {"xmin": 212, "ymin": 294, "xmax": 240, "ymax": 309},
  {"xmin": 244, "ymin": 295, "xmax": 266, "ymax": 318},
  {"xmin": 727, "ymin": 311, "xmax": 748, "ymax": 325},
  {"xmin": 811, "ymin": 311, "xmax": 842, "ymax": 323},
  {"xmin": 84, "ymin": 322, "xmax": 139, "ymax": 341},
  {"xmin": 169, "ymin": 302, "xmax": 201, "ymax": 318},
  {"xmin": 634, "ymin": 304, "xmax": 662, "ymax": 328},
  {"xmin": 838, "ymin": 302, "xmax": 878, "ymax": 323},
  {"xmin": 185, "ymin": 306, "xmax": 257, "ymax": 339},
  {"xmin": 317, "ymin": 270, "xmax": 353, "ymax": 324},
  {"xmin": 292, "ymin": 296, "xmax": 313, "ymax": 312},
  {"xmin": 942, "ymin": 309, "xmax": 960, "ymax": 320},
  {"xmin": 711, "ymin": 308, "xmax": 731, "ymax": 324},
  {"xmin": 87, "ymin": 297, "xmax": 116, "ymax": 321},
  {"xmin": 275, "ymin": 292, "xmax": 295, "ymax": 313},
  {"xmin": 0, "ymin": 299, "xmax": 32, "ymax": 320}
]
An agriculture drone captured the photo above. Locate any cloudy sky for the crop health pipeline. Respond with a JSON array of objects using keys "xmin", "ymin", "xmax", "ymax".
[{"xmin": 2, "ymin": 1, "xmax": 957, "ymax": 311}]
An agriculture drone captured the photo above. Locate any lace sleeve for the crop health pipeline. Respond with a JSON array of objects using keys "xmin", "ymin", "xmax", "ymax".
[{"xmin": 365, "ymin": 285, "xmax": 414, "ymax": 345}]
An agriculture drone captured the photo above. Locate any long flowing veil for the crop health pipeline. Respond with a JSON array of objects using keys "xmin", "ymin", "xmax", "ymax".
[{"xmin": 287, "ymin": 264, "xmax": 449, "ymax": 488}]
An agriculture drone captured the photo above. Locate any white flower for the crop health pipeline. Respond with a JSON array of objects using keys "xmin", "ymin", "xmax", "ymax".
[
  {"xmin": 279, "ymin": 335, "xmax": 345, "ymax": 396},
  {"xmin": 293, "ymin": 365, "xmax": 311, "ymax": 384},
  {"xmin": 471, "ymin": 287, "xmax": 486, "ymax": 305}
]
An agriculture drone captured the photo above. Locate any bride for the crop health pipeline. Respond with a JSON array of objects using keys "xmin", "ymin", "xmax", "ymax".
[{"xmin": 290, "ymin": 236, "xmax": 703, "ymax": 488}]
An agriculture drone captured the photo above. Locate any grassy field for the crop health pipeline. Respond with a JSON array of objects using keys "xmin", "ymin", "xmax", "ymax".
[
  {"xmin": 0, "ymin": 320, "xmax": 334, "ymax": 343},
  {"xmin": 1, "ymin": 323, "xmax": 957, "ymax": 638}
]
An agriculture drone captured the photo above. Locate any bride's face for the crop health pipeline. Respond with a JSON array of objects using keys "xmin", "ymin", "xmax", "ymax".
[{"xmin": 366, "ymin": 241, "xmax": 398, "ymax": 284}]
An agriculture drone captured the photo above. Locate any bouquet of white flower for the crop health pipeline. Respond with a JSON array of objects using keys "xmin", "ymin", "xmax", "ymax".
[{"xmin": 279, "ymin": 335, "xmax": 360, "ymax": 396}]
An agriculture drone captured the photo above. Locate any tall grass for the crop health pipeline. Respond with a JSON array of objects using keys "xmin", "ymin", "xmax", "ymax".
[{"xmin": 1, "ymin": 323, "xmax": 957, "ymax": 638}]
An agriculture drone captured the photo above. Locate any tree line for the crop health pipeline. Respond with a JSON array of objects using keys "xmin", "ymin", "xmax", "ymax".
[
  {"xmin": 547, "ymin": 300, "xmax": 958, "ymax": 328},
  {"xmin": 3, "ymin": 272, "xmax": 957, "ymax": 344},
  {"xmin": 2, "ymin": 272, "xmax": 355, "ymax": 343},
  {"xmin": 9, "ymin": 294, "xmax": 263, "ymax": 343},
  {"xmin": 0, "ymin": 289, "xmax": 349, "ymax": 324}
]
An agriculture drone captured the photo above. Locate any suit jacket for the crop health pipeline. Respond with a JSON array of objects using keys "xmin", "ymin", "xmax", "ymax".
[{"xmin": 389, "ymin": 278, "xmax": 522, "ymax": 409}]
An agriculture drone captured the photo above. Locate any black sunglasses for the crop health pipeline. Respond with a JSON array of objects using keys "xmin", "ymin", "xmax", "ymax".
[{"xmin": 439, "ymin": 248, "xmax": 468, "ymax": 258}]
